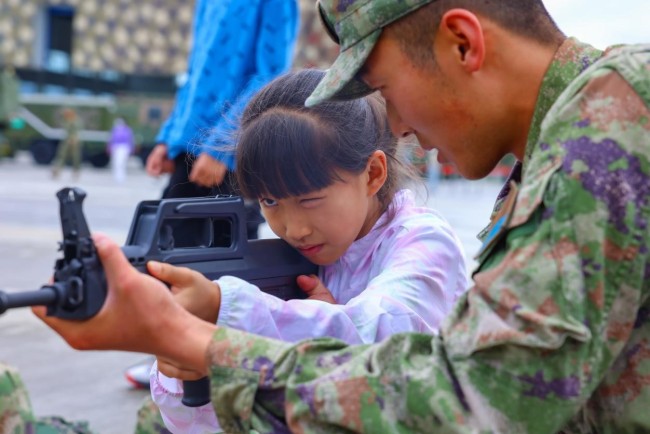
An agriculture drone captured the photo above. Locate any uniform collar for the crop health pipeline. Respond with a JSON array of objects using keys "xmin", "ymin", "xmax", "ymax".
[
  {"xmin": 478, "ymin": 38, "xmax": 603, "ymax": 242},
  {"xmin": 523, "ymin": 37, "xmax": 604, "ymax": 168}
]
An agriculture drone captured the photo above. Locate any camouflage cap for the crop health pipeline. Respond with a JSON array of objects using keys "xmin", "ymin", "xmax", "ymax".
[{"xmin": 305, "ymin": 0, "xmax": 435, "ymax": 107}]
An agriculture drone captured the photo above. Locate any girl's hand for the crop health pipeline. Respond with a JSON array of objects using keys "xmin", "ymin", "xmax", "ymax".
[
  {"xmin": 157, "ymin": 356, "xmax": 206, "ymax": 381},
  {"xmin": 147, "ymin": 261, "xmax": 221, "ymax": 324},
  {"xmin": 297, "ymin": 275, "xmax": 336, "ymax": 303}
]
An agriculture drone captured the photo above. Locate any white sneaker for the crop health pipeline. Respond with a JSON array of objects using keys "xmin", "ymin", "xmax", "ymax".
[{"xmin": 124, "ymin": 358, "xmax": 154, "ymax": 389}]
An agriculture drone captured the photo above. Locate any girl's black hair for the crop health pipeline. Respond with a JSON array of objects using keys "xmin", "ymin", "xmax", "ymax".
[{"xmin": 235, "ymin": 69, "xmax": 408, "ymax": 213}]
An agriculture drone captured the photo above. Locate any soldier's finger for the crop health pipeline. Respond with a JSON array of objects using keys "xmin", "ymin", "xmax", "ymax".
[
  {"xmin": 31, "ymin": 305, "xmax": 48, "ymax": 319},
  {"xmin": 30, "ymin": 305, "xmax": 92, "ymax": 350},
  {"xmin": 93, "ymin": 233, "xmax": 136, "ymax": 284}
]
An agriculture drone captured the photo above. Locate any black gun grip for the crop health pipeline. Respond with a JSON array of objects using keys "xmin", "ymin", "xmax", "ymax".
[
  {"xmin": 0, "ymin": 187, "xmax": 106, "ymax": 320},
  {"xmin": 49, "ymin": 187, "xmax": 106, "ymax": 319},
  {"xmin": 182, "ymin": 377, "xmax": 211, "ymax": 407},
  {"xmin": 57, "ymin": 187, "xmax": 92, "ymax": 239}
]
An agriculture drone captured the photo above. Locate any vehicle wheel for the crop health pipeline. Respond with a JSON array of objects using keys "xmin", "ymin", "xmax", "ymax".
[
  {"xmin": 29, "ymin": 139, "xmax": 58, "ymax": 165},
  {"xmin": 88, "ymin": 152, "xmax": 110, "ymax": 168}
]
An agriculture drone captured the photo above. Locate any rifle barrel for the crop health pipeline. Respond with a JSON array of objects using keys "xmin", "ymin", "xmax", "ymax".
[{"xmin": 0, "ymin": 287, "xmax": 58, "ymax": 314}]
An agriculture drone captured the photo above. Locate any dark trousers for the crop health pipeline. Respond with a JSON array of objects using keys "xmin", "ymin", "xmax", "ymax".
[{"xmin": 162, "ymin": 153, "xmax": 263, "ymax": 240}]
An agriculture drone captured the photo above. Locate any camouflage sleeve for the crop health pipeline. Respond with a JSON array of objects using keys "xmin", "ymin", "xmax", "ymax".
[
  {"xmin": 1, "ymin": 363, "xmax": 95, "ymax": 434},
  {"xmin": 0, "ymin": 362, "xmax": 36, "ymax": 433},
  {"xmin": 205, "ymin": 59, "xmax": 650, "ymax": 433}
]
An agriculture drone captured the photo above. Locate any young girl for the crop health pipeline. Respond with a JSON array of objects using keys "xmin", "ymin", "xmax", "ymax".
[{"xmin": 148, "ymin": 69, "xmax": 468, "ymax": 432}]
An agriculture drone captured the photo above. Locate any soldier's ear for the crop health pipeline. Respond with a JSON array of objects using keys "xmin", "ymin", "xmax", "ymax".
[{"xmin": 437, "ymin": 9, "xmax": 485, "ymax": 74}]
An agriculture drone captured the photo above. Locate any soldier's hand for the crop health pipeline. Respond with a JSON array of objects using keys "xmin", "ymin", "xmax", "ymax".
[
  {"xmin": 189, "ymin": 154, "xmax": 227, "ymax": 187},
  {"xmin": 147, "ymin": 261, "xmax": 221, "ymax": 324},
  {"xmin": 32, "ymin": 233, "xmax": 214, "ymax": 375},
  {"xmin": 146, "ymin": 143, "xmax": 174, "ymax": 177},
  {"xmin": 297, "ymin": 274, "xmax": 336, "ymax": 303}
]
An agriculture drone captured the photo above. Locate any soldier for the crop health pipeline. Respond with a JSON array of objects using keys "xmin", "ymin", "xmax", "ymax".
[
  {"xmin": 0, "ymin": 65, "xmax": 19, "ymax": 131},
  {"xmin": 0, "ymin": 362, "xmax": 93, "ymax": 433},
  {"xmin": 34, "ymin": 0, "xmax": 650, "ymax": 433},
  {"xmin": 51, "ymin": 108, "xmax": 83, "ymax": 180},
  {"xmin": 0, "ymin": 64, "xmax": 20, "ymax": 155}
]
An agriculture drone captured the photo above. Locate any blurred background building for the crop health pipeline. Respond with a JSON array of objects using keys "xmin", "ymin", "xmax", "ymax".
[
  {"xmin": 1, "ymin": 0, "xmax": 194, "ymax": 88},
  {"xmin": 0, "ymin": 0, "xmax": 198, "ymax": 168},
  {"xmin": 0, "ymin": 0, "xmax": 345, "ymax": 171}
]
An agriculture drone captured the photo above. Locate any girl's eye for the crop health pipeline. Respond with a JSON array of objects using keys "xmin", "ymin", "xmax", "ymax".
[
  {"xmin": 300, "ymin": 196, "xmax": 323, "ymax": 206},
  {"xmin": 259, "ymin": 198, "xmax": 278, "ymax": 207}
]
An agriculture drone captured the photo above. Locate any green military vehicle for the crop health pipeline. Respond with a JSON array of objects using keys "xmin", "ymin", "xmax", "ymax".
[{"xmin": 3, "ymin": 92, "xmax": 172, "ymax": 168}]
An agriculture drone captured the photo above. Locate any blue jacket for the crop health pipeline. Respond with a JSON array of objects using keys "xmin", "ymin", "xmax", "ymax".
[{"xmin": 156, "ymin": 0, "xmax": 298, "ymax": 170}]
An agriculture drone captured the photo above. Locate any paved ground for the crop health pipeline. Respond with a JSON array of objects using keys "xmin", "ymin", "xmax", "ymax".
[{"xmin": 0, "ymin": 151, "xmax": 503, "ymax": 433}]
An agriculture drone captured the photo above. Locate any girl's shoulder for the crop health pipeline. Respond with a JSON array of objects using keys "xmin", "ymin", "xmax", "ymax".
[
  {"xmin": 361, "ymin": 190, "xmax": 461, "ymax": 257},
  {"xmin": 388, "ymin": 189, "xmax": 453, "ymax": 233}
]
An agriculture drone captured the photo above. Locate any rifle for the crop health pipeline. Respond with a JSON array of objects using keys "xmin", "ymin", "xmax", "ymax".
[{"xmin": 0, "ymin": 187, "xmax": 317, "ymax": 407}]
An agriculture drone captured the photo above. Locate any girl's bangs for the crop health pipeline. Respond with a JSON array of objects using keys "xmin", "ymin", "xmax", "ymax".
[{"xmin": 237, "ymin": 112, "xmax": 337, "ymax": 199}]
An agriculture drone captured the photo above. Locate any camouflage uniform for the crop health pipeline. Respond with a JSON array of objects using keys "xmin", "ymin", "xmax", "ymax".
[
  {"xmin": 192, "ymin": 38, "xmax": 650, "ymax": 433},
  {"xmin": 134, "ymin": 396, "xmax": 172, "ymax": 434},
  {"xmin": 0, "ymin": 67, "xmax": 19, "ymax": 125},
  {"xmin": 51, "ymin": 110, "xmax": 83, "ymax": 176},
  {"xmin": 0, "ymin": 362, "xmax": 94, "ymax": 434}
]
